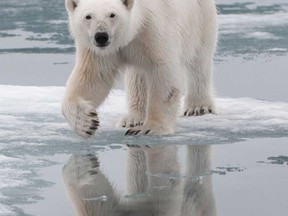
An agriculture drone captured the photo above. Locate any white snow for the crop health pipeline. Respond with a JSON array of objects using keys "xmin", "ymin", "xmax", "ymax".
[{"xmin": 0, "ymin": 85, "xmax": 288, "ymax": 145}]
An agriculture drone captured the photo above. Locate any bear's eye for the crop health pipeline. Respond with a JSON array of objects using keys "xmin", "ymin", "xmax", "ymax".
[
  {"xmin": 85, "ymin": 15, "xmax": 92, "ymax": 20},
  {"xmin": 110, "ymin": 13, "xmax": 115, "ymax": 18}
]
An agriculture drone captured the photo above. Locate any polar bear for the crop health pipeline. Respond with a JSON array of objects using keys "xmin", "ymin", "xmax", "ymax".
[{"xmin": 62, "ymin": 0, "xmax": 218, "ymax": 138}]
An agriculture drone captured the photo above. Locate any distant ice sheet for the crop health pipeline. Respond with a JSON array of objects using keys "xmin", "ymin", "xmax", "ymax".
[{"xmin": 220, "ymin": 12, "xmax": 288, "ymax": 36}]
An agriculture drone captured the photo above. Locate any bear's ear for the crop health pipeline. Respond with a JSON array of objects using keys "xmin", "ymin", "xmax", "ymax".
[
  {"xmin": 65, "ymin": 0, "xmax": 79, "ymax": 13},
  {"xmin": 121, "ymin": 0, "xmax": 134, "ymax": 10}
]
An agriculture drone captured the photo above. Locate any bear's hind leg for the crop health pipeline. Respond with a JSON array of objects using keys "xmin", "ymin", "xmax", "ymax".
[
  {"xmin": 125, "ymin": 64, "xmax": 181, "ymax": 135},
  {"xmin": 183, "ymin": 54, "xmax": 216, "ymax": 117},
  {"xmin": 118, "ymin": 68, "xmax": 147, "ymax": 128}
]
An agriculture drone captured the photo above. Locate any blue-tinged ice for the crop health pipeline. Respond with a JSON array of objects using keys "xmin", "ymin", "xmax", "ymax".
[{"xmin": 1, "ymin": 85, "xmax": 287, "ymax": 147}]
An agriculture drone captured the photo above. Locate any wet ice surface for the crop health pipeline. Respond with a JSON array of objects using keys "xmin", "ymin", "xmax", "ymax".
[
  {"xmin": 0, "ymin": 86, "xmax": 288, "ymax": 215},
  {"xmin": 1, "ymin": 0, "xmax": 288, "ymax": 215},
  {"xmin": 1, "ymin": 86, "xmax": 288, "ymax": 146}
]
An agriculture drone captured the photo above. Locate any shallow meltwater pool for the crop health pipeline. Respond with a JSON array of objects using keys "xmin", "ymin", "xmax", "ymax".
[
  {"xmin": 12, "ymin": 138, "xmax": 288, "ymax": 216},
  {"xmin": 0, "ymin": 86, "xmax": 288, "ymax": 216}
]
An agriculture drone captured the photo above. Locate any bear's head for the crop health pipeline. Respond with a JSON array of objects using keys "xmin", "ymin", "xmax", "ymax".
[{"xmin": 65, "ymin": 0, "xmax": 137, "ymax": 55}]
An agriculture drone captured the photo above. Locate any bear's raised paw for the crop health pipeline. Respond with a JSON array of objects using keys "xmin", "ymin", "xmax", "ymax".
[{"xmin": 62, "ymin": 100, "xmax": 100, "ymax": 138}]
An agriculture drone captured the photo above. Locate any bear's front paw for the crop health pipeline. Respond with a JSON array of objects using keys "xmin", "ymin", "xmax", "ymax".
[
  {"xmin": 125, "ymin": 122, "xmax": 174, "ymax": 136},
  {"xmin": 62, "ymin": 100, "xmax": 100, "ymax": 138},
  {"xmin": 117, "ymin": 113, "xmax": 145, "ymax": 128},
  {"xmin": 183, "ymin": 105, "xmax": 217, "ymax": 117}
]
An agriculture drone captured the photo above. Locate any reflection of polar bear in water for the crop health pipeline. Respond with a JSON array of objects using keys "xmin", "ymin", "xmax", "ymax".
[
  {"xmin": 62, "ymin": 145, "xmax": 216, "ymax": 216},
  {"xmin": 61, "ymin": 0, "xmax": 218, "ymax": 138}
]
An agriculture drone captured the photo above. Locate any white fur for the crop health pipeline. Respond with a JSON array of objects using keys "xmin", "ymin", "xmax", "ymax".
[{"xmin": 62, "ymin": 0, "xmax": 218, "ymax": 138}]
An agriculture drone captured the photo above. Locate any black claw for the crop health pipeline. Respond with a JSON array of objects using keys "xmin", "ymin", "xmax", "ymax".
[
  {"xmin": 200, "ymin": 108, "xmax": 205, "ymax": 115},
  {"xmin": 91, "ymin": 120, "xmax": 100, "ymax": 127},
  {"xmin": 132, "ymin": 144, "xmax": 141, "ymax": 148},
  {"xmin": 127, "ymin": 144, "xmax": 136, "ymax": 147},
  {"xmin": 130, "ymin": 123, "xmax": 134, "ymax": 127},
  {"xmin": 145, "ymin": 130, "xmax": 151, "ymax": 135},
  {"xmin": 145, "ymin": 145, "xmax": 151, "ymax": 148},
  {"xmin": 91, "ymin": 160, "xmax": 100, "ymax": 167},
  {"xmin": 122, "ymin": 122, "xmax": 126, "ymax": 127},
  {"xmin": 188, "ymin": 111, "xmax": 194, "ymax": 116},
  {"xmin": 209, "ymin": 108, "xmax": 213, "ymax": 113},
  {"xmin": 88, "ymin": 170, "xmax": 98, "ymax": 175},
  {"xmin": 85, "ymin": 131, "xmax": 93, "ymax": 136},
  {"xmin": 134, "ymin": 130, "xmax": 141, "ymax": 135},
  {"xmin": 195, "ymin": 111, "xmax": 199, "ymax": 116},
  {"xmin": 184, "ymin": 111, "xmax": 188, "ymax": 116},
  {"xmin": 90, "ymin": 157, "xmax": 98, "ymax": 161},
  {"xmin": 125, "ymin": 129, "xmax": 132, "ymax": 136},
  {"xmin": 125, "ymin": 128, "xmax": 143, "ymax": 136},
  {"xmin": 127, "ymin": 144, "xmax": 141, "ymax": 148},
  {"xmin": 86, "ymin": 153, "xmax": 94, "ymax": 157},
  {"xmin": 132, "ymin": 144, "xmax": 139, "ymax": 147},
  {"xmin": 90, "ymin": 126, "xmax": 97, "ymax": 130},
  {"xmin": 91, "ymin": 164, "xmax": 98, "ymax": 168},
  {"xmin": 89, "ymin": 112, "xmax": 97, "ymax": 117}
]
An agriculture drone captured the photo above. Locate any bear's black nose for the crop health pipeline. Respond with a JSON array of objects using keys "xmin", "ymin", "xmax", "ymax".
[{"xmin": 95, "ymin": 32, "xmax": 109, "ymax": 46}]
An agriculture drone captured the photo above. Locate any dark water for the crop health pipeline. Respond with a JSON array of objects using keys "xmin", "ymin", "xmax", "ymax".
[
  {"xmin": 0, "ymin": 0, "xmax": 72, "ymax": 53},
  {"xmin": 17, "ymin": 138, "xmax": 288, "ymax": 216}
]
